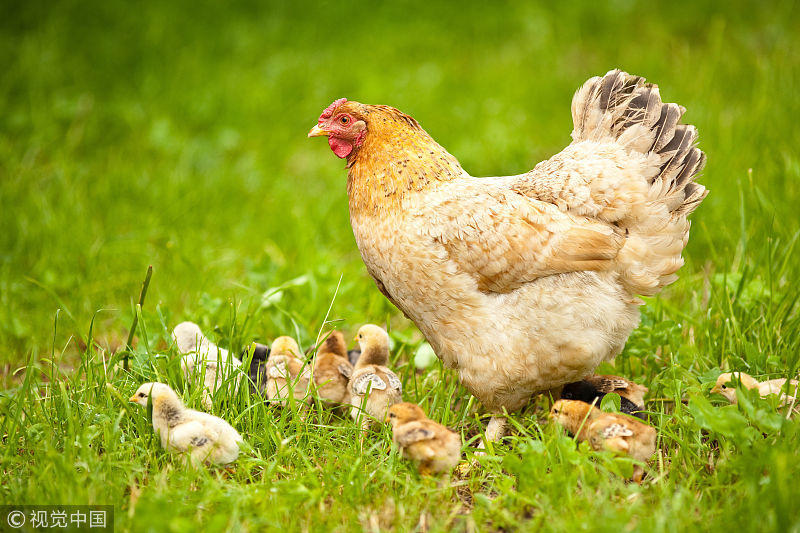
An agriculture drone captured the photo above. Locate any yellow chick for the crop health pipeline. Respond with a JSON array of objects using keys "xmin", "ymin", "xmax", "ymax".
[
  {"xmin": 172, "ymin": 321, "xmax": 242, "ymax": 409},
  {"xmin": 265, "ymin": 336, "xmax": 312, "ymax": 406},
  {"xmin": 311, "ymin": 330, "xmax": 354, "ymax": 405},
  {"xmin": 129, "ymin": 382, "xmax": 242, "ymax": 465},
  {"xmin": 550, "ymin": 399, "xmax": 657, "ymax": 482},
  {"xmin": 348, "ymin": 324, "xmax": 402, "ymax": 430},
  {"xmin": 387, "ymin": 402, "xmax": 462, "ymax": 475},
  {"xmin": 549, "ymin": 398, "xmax": 603, "ymax": 441},
  {"xmin": 712, "ymin": 372, "xmax": 799, "ymax": 406}
]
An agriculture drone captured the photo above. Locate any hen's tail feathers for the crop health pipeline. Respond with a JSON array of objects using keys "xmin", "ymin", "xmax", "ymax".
[{"xmin": 571, "ymin": 69, "xmax": 708, "ymax": 296}]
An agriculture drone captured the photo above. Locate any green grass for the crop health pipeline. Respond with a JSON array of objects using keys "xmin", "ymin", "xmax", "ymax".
[{"xmin": 2, "ymin": 0, "xmax": 800, "ymax": 530}]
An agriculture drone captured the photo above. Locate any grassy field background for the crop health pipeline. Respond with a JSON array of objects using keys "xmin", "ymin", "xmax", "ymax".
[{"xmin": 2, "ymin": 0, "xmax": 800, "ymax": 531}]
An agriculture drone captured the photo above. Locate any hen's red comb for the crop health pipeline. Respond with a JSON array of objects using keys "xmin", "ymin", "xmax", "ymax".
[{"xmin": 318, "ymin": 98, "xmax": 347, "ymax": 124}]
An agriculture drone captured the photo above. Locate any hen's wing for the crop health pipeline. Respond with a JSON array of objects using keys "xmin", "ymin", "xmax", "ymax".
[
  {"xmin": 422, "ymin": 187, "xmax": 623, "ymax": 293},
  {"xmin": 498, "ymin": 70, "xmax": 706, "ymax": 296}
]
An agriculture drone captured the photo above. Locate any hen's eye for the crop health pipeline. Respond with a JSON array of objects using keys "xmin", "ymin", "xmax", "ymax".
[{"xmin": 339, "ymin": 116, "xmax": 350, "ymax": 125}]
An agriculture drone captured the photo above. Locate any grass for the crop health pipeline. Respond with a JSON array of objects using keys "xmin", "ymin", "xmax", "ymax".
[{"xmin": 2, "ymin": 0, "xmax": 800, "ymax": 530}]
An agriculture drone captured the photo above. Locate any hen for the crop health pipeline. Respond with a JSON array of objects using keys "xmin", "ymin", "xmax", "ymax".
[{"xmin": 309, "ymin": 70, "xmax": 707, "ymax": 441}]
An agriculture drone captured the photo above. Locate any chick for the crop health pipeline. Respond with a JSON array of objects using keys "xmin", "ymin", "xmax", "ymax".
[
  {"xmin": 129, "ymin": 382, "xmax": 242, "ymax": 465},
  {"xmin": 347, "ymin": 348, "xmax": 362, "ymax": 366},
  {"xmin": 311, "ymin": 330, "xmax": 354, "ymax": 405},
  {"xmin": 242, "ymin": 342, "xmax": 270, "ymax": 395},
  {"xmin": 549, "ymin": 398, "xmax": 603, "ymax": 441},
  {"xmin": 550, "ymin": 399, "xmax": 656, "ymax": 482},
  {"xmin": 172, "ymin": 322, "xmax": 242, "ymax": 409},
  {"xmin": 387, "ymin": 402, "xmax": 462, "ymax": 475},
  {"xmin": 265, "ymin": 336, "xmax": 312, "ymax": 406},
  {"xmin": 712, "ymin": 372, "xmax": 799, "ymax": 407},
  {"xmin": 586, "ymin": 415, "xmax": 657, "ymax": 483},
  {"xmin": 348, "ymin": 324, "xmax": 402, "ymax": 430},
  {"xmin": 561, "ymin": 375, "xmax": 649, "ymax": 419}
]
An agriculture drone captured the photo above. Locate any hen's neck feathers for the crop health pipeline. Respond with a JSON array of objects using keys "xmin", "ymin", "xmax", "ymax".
[{"xmin": 347, "ymin": 106, "xmax": 464, "ymax": 216}]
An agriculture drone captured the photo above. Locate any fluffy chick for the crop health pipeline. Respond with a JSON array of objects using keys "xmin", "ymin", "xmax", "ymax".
[
  {"xmin": 387, "ymin": 402, "xmax": 461, "ymax": 475},
  {"xmin": 242, "ymin": 342, "xmax": 270, "ymax": 395},
  {"xmin": 561, "ymin": 375, "xmax": 649, "ymax": 419},
  {"xmin": 130, "ymin": 382, "xmax": 242, "ymax": 465},
  {"xmin": 712, "ymin": 372, "xmax": 799, "ymax": 406},
  {"xmin": 265, "ymin": 336, "xmax": 311, "ymax": 406},
  {"xmin": 311, "ymin": 331, "xmax": 354, "ymax": 405},
  {"xmin": 348, "ymin": 324, "xmax": 402, "ymax": 429},
  {"xmin": 172, "ymin": 322, "xmax": 242, "ymax": 409},
  {"xmin": 549, "ymin": 398, "xmax": 603, "ymax": 441},
  {"xmin": 550, "ymin": 399, "xmax": 656, "ymax": 482}
]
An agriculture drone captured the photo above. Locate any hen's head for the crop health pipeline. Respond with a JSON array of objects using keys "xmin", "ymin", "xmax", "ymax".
[{"xmin": 308, "ymin": 98, "xmax": 369, "ymax": 159}]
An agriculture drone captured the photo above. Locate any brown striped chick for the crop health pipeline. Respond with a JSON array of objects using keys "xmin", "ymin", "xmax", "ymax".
[
  {"xmin": 129, "ymin": 382, "xmax": 242, "ymax": 466},
  {"xmin": 265, "ymin": 336, "xmax": 312, "ymax": 407},
  {"xmin": 348, "ymin": 324, "xmax": 402, "ymax": 430},
  {"xmin": 586, "ymin": 414, "xmax": 657, "ymax": 483},
  {"xmin": 550, "ymin": 399, "xmax": 656, "ymax": 482},
  {"xmin": 387, "ymin": 402, "xmax": 462, "ymax": 475},
  {"xmin": 712, "ymin": 372, "xmax": 799, "ymax": 407},
  {"xmin": 312, "ymin": 330, "xmax": 354, "ymax": 405},
  {"xmin": 561, "ymin": 374, "xmax": 649, "ymax": 419}
]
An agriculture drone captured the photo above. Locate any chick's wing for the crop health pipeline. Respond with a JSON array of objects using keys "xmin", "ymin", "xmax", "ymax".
[
  {"xmin": 352, "ymin": 373, "xmax": 387, "ymax": 395},
  {"xmin": 395, "ymin": 422, "xmax": 436, "ymax": 448}
]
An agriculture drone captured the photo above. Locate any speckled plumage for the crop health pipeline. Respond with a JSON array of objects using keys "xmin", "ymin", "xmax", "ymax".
[{"xmin": 312, "ymin": 70, "xmax": 707, "ymax": 423}]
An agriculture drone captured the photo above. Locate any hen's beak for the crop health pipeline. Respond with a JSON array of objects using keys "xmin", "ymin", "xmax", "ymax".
[{"xmin": 308, "ymin": 124, "xmax": 330, "ymax": 138}]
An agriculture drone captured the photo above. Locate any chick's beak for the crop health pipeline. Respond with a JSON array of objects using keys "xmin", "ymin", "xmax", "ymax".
[
  {"xmin": 129, "ymin": 396, "xmax": 138, "ymax": 403},
  {"xmin": 710, "ymin": 385, "xmax": 721, "ymax": 395},
  {"xmin": 308, "ymin": 124, "xmax": 330, "ymax": 138}
]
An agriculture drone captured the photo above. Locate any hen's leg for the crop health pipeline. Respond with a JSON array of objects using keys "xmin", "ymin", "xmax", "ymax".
[
  {"xmin": 476, "ymin": 415, "xmax": 507, "ymax": 453},
  {"xmin": 486, "ymin": 416, "xmax": 507, "ymax": 442}
]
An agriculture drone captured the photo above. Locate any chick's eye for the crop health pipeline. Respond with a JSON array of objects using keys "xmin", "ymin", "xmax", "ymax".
[
  {"xmin": 721, "ymin": 384, "xmax": 727, "ymax": 389},
  {"xmin": 139, "ymin": 393, "xmax": 146, "ymax": 397}
]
